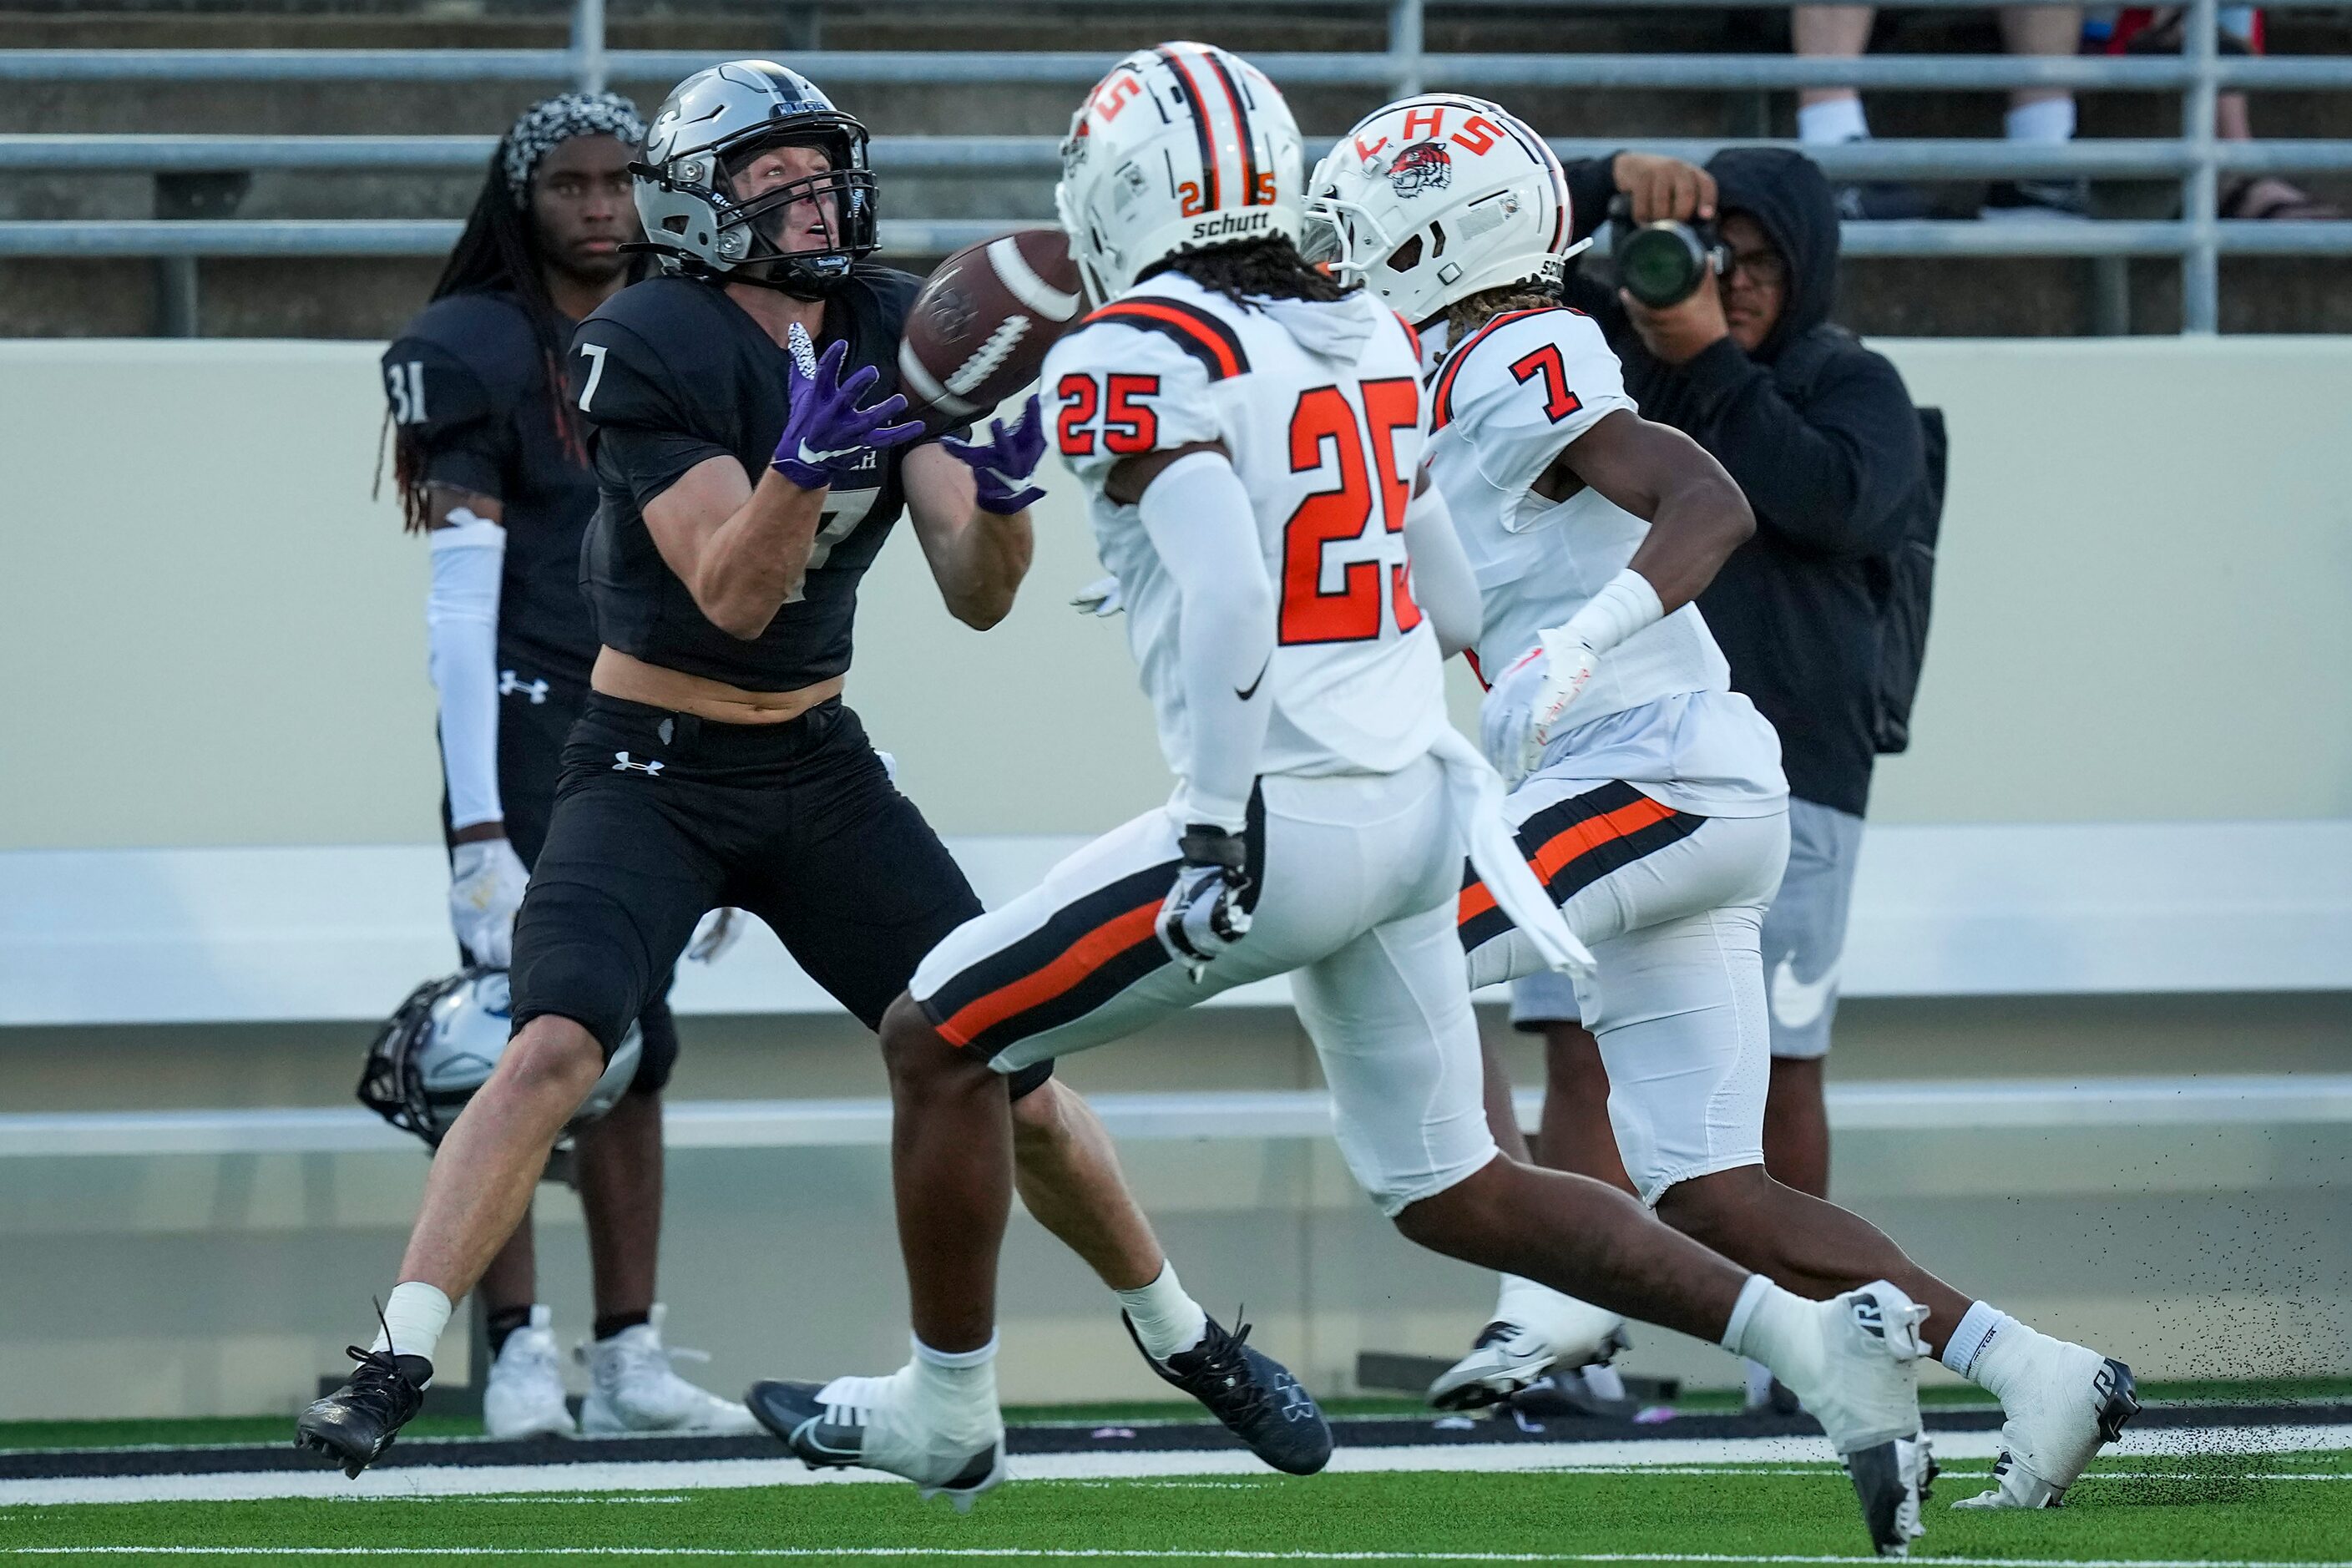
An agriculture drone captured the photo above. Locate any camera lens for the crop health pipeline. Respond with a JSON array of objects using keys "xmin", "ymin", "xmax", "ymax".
[{"xmin": 1616, "ymin": 221, "xmax": 1707, "ymax": 308}]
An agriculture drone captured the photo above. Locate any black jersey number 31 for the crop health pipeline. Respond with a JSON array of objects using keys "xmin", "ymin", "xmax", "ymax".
[{"xmin": 385, "ymin": 360, "xmax": 427, "ymax": 425}]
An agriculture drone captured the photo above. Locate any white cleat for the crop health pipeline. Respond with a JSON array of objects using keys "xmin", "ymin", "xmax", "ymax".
[
  {"xmin": 482, "ymin": 1305, "xmax": 577, "ymax": 1440},
  {"xmin": 746, "ymin": 1369, "xmax": 1008, "ymax": 1510},
  {"xmin": 1770, "ymin": 1282, "xmax": 1933, "ymax": 1558},
  {"xmin": 1429, "ymin": 1291, "xmax": 1626, "ymax": 1411},
  {"xmin": 577, "ymin": 1305, "xmax": 761, "ymax": 1435},
  {"xmin": 1955, "ymin": 1345, "xmax": 2139, "ymax": 1509}
]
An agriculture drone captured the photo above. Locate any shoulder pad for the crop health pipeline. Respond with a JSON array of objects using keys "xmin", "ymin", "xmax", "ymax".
[
  {"xmin": 393, "ymin": 291, "xmax": 540, "ymax": 402},
  {"xmin": 852, "ymin": 262, "xmax": 925, "ymax": 327},
  {"xmin": 381, "ymin": 335, "xmax": 499, "ymax": 442},
  {"xmin": 569, "ymin": 285, "xmax": 718, "ymax": 429},
  {"xmin": 1431, "ymin": 307, "xmax": 1626, "ymax": 432},
  {"xmin": 1042, "ymin": 298, "xmax": 1227, "ymax": 488},
  {"xmin": 1064, "ymin": 289, "xmax": 1251, "ymax": 383}
]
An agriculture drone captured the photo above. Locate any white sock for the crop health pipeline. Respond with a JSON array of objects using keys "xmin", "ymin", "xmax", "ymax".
[
  {"xmin": 1721, "ymin": 1275, "xmax": 1813, "ymax": 1378},
  {"xmin": 1939, "ymin": 1300, "xmax": 2011, "ymax": 1379},
  {"xmin": 911, "ymin": 1333, "xmax": 1000, "ymax": 1411},
  {"xmin": 1117, "ymin": 1262, "xmax": 1210, "ymax": 1360},
  {"xmin": 1957, "ymin": 1308, "xmax": 2042, "ymax": 1401},
  {"xmin": 1744, "ymin": 1357, "xmax": 1777, "ymax": 1405},
  {"xmin": 2005, "ymin": 97, "xmax": 2076, "ymax": 144},
  {"xmin": 1493, "ymin": 1273, "xmax": 1554, "ymax": 1330},
  {"xmin": 1798, "ymin": 96, "xmax": 1869, "ymax": 146},
  {"xmin": 368, "ymin": 1281, "xmax": 453, "ymax": 1364}
]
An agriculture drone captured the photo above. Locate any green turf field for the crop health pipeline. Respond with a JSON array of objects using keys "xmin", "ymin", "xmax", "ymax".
[
  {"xmin": 3, "ymin": 1450, "xmax": 2349, "ymax": 1565},
  {"xmin": 8, "ymin": 1378, "xmax": 2349, "ymax": 1453}
]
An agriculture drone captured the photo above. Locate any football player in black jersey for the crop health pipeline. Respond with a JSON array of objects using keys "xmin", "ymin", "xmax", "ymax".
[
  {"xmin": 380, "ymin": 92, "xmax": 754, "ymax": 1439},
  {"xmin": 303, "ymin": 61, "xmax": 1320, "ymax": 1478}
]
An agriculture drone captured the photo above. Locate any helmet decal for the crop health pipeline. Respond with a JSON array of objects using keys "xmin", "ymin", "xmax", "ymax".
[{"xmin": 1389, "ymin": 140, "xmax": 1454, "ymax": 198}]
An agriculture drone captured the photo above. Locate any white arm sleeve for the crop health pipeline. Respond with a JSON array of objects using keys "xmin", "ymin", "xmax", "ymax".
[
  {"xmin": 1401, "ymin": 480, "xmax": 1482, "ymax": 660},
  {"xmin": 1136, "ymin": 451, "xmax": 1276, "ymax": 833},
  {"xmin": 427, "ymin": 514, "xmax": 507, "ymax": 832}
]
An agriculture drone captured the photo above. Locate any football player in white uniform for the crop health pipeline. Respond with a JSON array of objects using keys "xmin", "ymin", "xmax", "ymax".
[
  {"xmin": 754, "ymin": 46, "xmax": 1939, "ymax": 1556},
  {"xmin": 1308, "ymin": 94, "xmax": 2137, "ymax": 1511}
]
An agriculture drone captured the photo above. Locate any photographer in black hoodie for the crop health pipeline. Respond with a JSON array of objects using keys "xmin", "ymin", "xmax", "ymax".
[{"xmin": 1507, "ymin": 149, "xmax": 1929, "ymax": 1407}]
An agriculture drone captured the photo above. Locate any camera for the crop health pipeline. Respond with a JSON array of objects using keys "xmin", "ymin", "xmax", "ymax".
[{"xmin": 1608, "ymin": 195, "xmax": 1729, "ymax": 309}]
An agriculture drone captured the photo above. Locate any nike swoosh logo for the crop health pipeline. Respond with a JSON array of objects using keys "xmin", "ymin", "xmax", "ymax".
[
  {"xmin": 1770, "ymin": 956, "xmax": 1840, "ymax": 1029},
  {"xmin": 1236, "ymin": 656, "xmax": 1270, "ymax": 702}
]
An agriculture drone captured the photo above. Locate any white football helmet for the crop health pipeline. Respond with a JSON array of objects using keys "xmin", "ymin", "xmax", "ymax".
[
  {"xmin": 1303, "ymin": 94, "xmax": 1586, "ymax": 326},
  {"xmin": 1055, "ymin": 42, "xmax": 1306, "ymax": 305},
  {"xmin": 359, "ymin": 969, "xmax": 641, "ymax": 1147}
]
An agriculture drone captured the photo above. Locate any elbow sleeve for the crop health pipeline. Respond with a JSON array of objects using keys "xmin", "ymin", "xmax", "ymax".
[
  {"xmin": 426, "ymin": 517, "xmax": 507, "ymax": 831},
  {"xmin": 1138, "ymin": 452, "xmax": 1276, "ymax": 831}
]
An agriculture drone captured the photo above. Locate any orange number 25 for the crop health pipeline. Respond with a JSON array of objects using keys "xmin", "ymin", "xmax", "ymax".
[{"xmin": 1278, "ymin": 378, "xmax": 1422, "ymax": 645}]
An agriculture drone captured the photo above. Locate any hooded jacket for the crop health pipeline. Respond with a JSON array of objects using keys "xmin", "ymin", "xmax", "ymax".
[{"xmin": 1560, "ymin": 149, "xmax": 1927, "ymax": 818}]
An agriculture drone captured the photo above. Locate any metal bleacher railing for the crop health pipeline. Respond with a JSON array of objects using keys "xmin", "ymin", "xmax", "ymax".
[{"xmin": 3, "ymin": 0, "xmax": 2349, "ymax": 331}]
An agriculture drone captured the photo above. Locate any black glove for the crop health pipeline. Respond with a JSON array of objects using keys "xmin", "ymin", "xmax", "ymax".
[{"xmin": 1156, "ymin": 825, "xmax": 1254, "ymax": 982}]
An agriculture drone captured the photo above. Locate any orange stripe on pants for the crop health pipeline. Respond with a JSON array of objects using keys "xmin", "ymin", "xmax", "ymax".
[
  {"xmin": 1457, "ymin": 793, "xmax": 1677, "ymax": 928},
  {"xmin": 936, "ymin": 900, "xmax": 1163, "ymax": 1047}
]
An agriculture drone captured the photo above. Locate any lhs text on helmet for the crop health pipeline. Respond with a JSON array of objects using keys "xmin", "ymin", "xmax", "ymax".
[{"xmin": 1306, "ymin": 95, "xmax": 1577, "ymax": 326}]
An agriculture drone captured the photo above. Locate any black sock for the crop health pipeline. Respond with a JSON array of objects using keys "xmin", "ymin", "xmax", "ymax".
[
  {"xmin": 484, "ymin": 1306, "xmax": 534, "ymax": 1358},
  {"xmin": 594, "ymin": 1309, "xmax": 652, "ymax": 1342}
]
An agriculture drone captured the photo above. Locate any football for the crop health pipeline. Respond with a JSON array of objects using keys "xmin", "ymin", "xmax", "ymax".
[{"xmin": 898, "ymin": 226, "xmax": 1087, "ymax": 430}]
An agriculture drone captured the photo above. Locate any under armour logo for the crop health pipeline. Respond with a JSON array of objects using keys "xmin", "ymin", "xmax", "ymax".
[
  {"xmin": 1851, "ymin": 1297, "xmax": 1885, "ymax": 1340},
  {"xmin": 499, "ymin": 670, "xmax": 549, "ymax": 705},
  {"xmin": 612, "ymin": 751, "xmax": 664, "ymax": 776}
]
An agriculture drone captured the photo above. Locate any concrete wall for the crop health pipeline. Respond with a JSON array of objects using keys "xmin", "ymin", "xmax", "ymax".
[
  {"xmin": 3, "ymin": 335, "xmax": 2349, "ymax": 853},
  {"xmin": 2, "ymin": 336, "xmax": 2348, "ymax": 1420}
]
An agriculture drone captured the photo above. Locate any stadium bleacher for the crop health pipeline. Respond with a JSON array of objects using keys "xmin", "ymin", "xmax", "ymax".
[{"xmin": 1, "ymin": 0, "xmax": 2349, "ymax": 336}]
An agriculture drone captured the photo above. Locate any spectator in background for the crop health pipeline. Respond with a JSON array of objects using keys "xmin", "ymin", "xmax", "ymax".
[
  {"xmin": 1792, "ymin": 4, "xmax": 2090, "ymax": 219},
  {"xmin": 1512, "ymin": 147, "xmax": 1930, "ymax": 1408},
  {"xmin": 2089, "ymin": 7, "xmax": 2342, "ymax": 219},
  {"xmin": 382, "ymin": 92, "xmax": 757, "ymax": 1439}
]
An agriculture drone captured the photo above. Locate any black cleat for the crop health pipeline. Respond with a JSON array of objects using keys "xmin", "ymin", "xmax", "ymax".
[
  {"xmin": 295, "ymin": 1347, "xmax": 430, "ymax": 1479},
  {"xmin": 1127, "ymin": 1312, "xmax": 1332, "ymax": 1476},
  {"xmin": 745, "ymin": 1378, "xmax": 1005, "ymax": 1510},
  {"xmin": 1844, "ymin": 1434, "xmax": 1934, "ymax": 1557}
]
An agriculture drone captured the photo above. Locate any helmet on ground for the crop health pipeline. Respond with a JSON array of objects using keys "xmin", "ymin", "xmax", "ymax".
[
  {"xmin": 632, "ymin": 59, "xmax": 878, "ymax": 296},
  {"xmin": 359, "ymin": 969, "xmax": 641, "ymax": 1147},
  {"xmin": 1302, "ymin": 95, "xmax": 1586, "ymax": 325},
  {"xmin": 1055, "ymin": 42, "xmax": 1304, "ymax": 305}
]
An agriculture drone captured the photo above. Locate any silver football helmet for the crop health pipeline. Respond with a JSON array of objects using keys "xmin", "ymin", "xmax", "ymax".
[
  {"xmin": 631, "ymin": 59, "xmax": 878, "ymax": 296},
  {"xmin": 359, "ymin": 969, "xmax": 641, "ymax": 1147}
]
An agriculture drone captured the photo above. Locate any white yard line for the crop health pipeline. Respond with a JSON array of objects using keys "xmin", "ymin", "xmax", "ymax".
[
  {"xmin": 0, "ymin": 1427, "xmax": 2344, "ymax": 1510},
  {"xmin": 11, "ymin": 1551, "xmax": 2352, "ymax": 1566}
]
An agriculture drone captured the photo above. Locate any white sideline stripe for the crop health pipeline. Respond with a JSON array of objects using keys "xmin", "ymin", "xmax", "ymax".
[
  {"xmin": 3, "ymin": 820, "xmax": 2348, "ymax": 1025},
  {"xmin": 13, "ymin": 1555, "xmax": 2352, "ymax": 1566},
  {"xmin": 6, "ymin": 1074, "xmax": 2349, "ymax": 1157},
  {"xmin": 3, "ymin": 1425, "xmax": 2344, "ymax": 1509}
]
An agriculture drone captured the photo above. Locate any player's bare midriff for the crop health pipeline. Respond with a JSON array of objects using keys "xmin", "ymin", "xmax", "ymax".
[{"xmin": 593, "ymin": 645, "xmax": 845, "ymax": 725}]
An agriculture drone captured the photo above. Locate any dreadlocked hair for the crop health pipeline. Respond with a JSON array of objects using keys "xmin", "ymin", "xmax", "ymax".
[
  {"xmin": 385, "ymin": 144, "xmax": 599, "ymax": 534},
  {"xmin": 1144, "ymin": 235, "xmax": 1348, "ymax": 308},
  {"xmin": 1443, "ymin": 281, "xmax": 1566, "ymax": 350}
]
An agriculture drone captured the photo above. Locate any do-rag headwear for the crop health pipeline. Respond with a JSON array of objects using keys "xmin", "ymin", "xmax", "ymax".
[{"xmin": 500, "ymin": 91, "xmax": 647, "ymax": 208}]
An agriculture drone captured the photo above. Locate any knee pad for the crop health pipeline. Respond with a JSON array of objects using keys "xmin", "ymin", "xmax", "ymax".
[{"xmin": 628, "ymin": 995, "xmax": 680, "ymax": 1096}]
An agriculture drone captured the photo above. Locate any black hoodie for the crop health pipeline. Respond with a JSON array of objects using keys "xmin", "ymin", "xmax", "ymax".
[{"xmin": 1560, "ymin": 149, "xmax": 1927, "ymax": 818}]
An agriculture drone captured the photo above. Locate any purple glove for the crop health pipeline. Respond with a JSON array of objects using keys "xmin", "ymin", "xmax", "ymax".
[
  {"xmin": 938, "ymin": 395, "xmax": 1049, "ymax": 516},
  {"xmin": 770, "ymin": 326, "xmax": 924, "ymax": 491}
]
